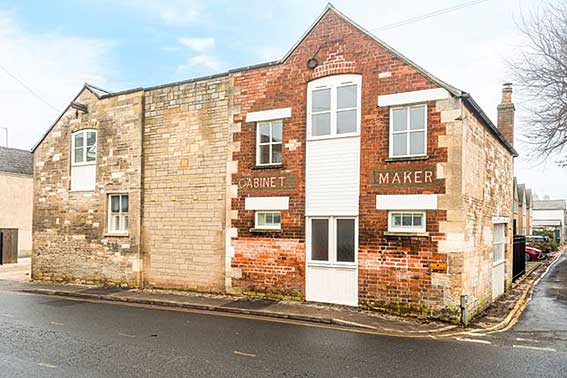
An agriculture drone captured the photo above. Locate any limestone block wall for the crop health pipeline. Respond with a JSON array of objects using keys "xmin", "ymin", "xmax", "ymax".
[
  {"xmin": 142, "ymin": 77, "xmax": 230, "ymax": 292},
  {"xmin": 32, "ymin": 88, "xmax": 144, "ymax": 286},
  {"xmin": 0, "ymin": 172, "xmax": 33, "ymax": 255}
]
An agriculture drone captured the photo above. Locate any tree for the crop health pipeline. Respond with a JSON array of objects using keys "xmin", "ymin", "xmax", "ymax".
[{"xmin": 512, "ymin": 2, "xmax": 567, "ymax": 165}]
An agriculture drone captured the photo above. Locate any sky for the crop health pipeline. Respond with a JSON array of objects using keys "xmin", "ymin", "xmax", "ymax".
[{"xmin": 0, "ymin": 0, "xmax": 565, "ymax": 199}]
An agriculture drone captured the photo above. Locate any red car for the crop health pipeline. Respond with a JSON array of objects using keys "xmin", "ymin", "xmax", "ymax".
[{"xmin": 525, "ymin": 246, "xmax": 545, "ymax": 261}]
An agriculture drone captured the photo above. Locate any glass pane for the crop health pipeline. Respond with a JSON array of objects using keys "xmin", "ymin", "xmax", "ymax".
[
  {"xmin": 111, "ymin": 196, "xmax": 120, "ymax": 212},
  {"xmin": 272, "ymin": 144, "xmax": 282, "ymax": 164},
  {"xmin": 337, "ymin": 219, "xmax": 355, "ymax": 262},
  {"xmin": 312, "ymin": 89, "xmax": 330, "ymax": 112},
  {"xmin": 113, "ymin": 215, "xmax": 120, "ymax": 231},
  {"xmin": 393, "ymin": 214, "xmax": 402, "ymax": 227},
  {"xmin": 259, "ymin": 123, "xmax": 270, "ymax": 143},
  {"xmin": 86, "ymin": 144, "xmax": 96, "ymax": 162},
  {"xmin": 121, "ymin": 195, "xmax": 128, "ymax": 212},
  {"xmin": 74, "ymin": 133, "xmax": 84, "ymax": 147},
  {"xmin": 392, "ymin": 133, "xmax": 407, "ymax": 156},
  {"xmin": 87, "ymin": 131, "xmax": 97, "ymax": 146},
  {"xmin": 337, "ymin": 85, "xmax": 357, "ymax": 109},
  {"xmin": 265, "ymin": 213, "xmax": 273, "ymax": 224},
  {"xmin": 312, "ymin": 113, "xmax": 330, "ymax": 136},
  {"xmin": 337, "ymin": 109, "xmax": 357, "ymax": 134},
  {"xmin": 123, "ymin": 215, "xmax": 129, "ymax": 231},
  {"xmin": 392, "ymin": 108, "xmax": 407, "ymax": 132},
  {"xmin": 257, "ymin": 213, "xmax": 266, "ymax": 226},
  {"xmin": 409, "ymin": 131, "xmax": 425, "ymax": 155},
  {"xmin": 271, "ymin": 122, "xmax": 282, "ymax": 143},
  {"xmin": 259, "ymin": 145, "xmax": 270, "ymax": 164},
  {"xmin": 311, "ymin": 219, "xmax": 329, "ymax": 261},
  {"xmin": 402, "ymin": 214, "xmax": 413, "ymax": 227},
  {"xmin": 410, "ymin": 106, "xmax": 425, "ymax": 130},
  {"xmin": 74, "ymin": 147, "xmax": 84, "ymax": 163},
  {"xmin": 273, "ymin": 213, "xmax": 281, "ymax": 225},
  {"xmin": 413, "ymin": 214, "xmax": 423, "ymax": 227}
]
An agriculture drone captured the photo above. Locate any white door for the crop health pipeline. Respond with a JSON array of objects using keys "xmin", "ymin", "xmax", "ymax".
[
  {"xmin": 306, "ymin": 217, "xmax": 358, "ymax": 306},
  {"xmin": 492, "ymin": 223, "xmax": 506, "ymax": 299}
]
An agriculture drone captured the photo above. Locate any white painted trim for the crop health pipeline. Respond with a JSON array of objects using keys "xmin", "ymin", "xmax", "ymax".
[
  {"xmin": 376, "ymin": 194, "xmax": 438, "ymax": 210},
  {"xmin": 492, "ymin": 216, "xmax": 509, "ymax": 224},
  {"xmin": 387, "ymin": 211, "xmax": 426, "ymax": 233},
  {"xmin": 388, "ymin": 104, "xmax": 427, "ymax": 158},
  {"xmin": 254, "ymin": 211, "xmax": 282, "ymax": 230},
  {"xmin": 245, "ymin": 196, "xmax": 289, "ymax": 211},
  {"xmin": 246, "ymin": 107, "xmax": 291, "ymax": 122},
  {"xmin": 378, "ymin": 88, "xmax": 449, "ymax": 107}
]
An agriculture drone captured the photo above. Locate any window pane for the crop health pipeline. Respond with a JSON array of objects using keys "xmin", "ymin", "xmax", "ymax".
[
  {"xmin": 312, "ymin": 113, "xmax": 330, "ymax": 136},
  {"xmin": 123, "ymin": 215, "xmax": 129, "ymax": 231},
  {"xmin": 402, "ymin": 214, "xmax": 413, "ymax": 227},
  {"xmin": 273, "ymin": 213, "xmax": 281, "ymax": 225},
  {"xmin": 121, "ymin": 195, "xmax": 128, "ymax": 212},
  {"xmin": 74, "ymin": 147, "xmax": 84, "ymax": 163},
  {"xmin": 87, "ymin": 131, "xmax": 97, "ymax": 146},
  {"xmin": 392, "ymin": 133, "xmax": 407, "ymax": 156},
  {"xmin": 392, "ymin": 108, "xmax": 408, "ymax": 132},
  {"xmin": 413, "ymin": 214, "xmax": 423, "ymax": 227},
  {"xmin": 311, "ymin": 219, "xmax": 329, "ymax": 261},
  {"xmin": 409, "ymin": 131, "xmax": 425, "ymax": 155},
  {"xmin": 337, "ymin": 219, "xmax": 355, "ymax": 262},
  {"xmin": 337, "ymin": 109, "xmax": 357, "ymax": 134},
  {"xmin": 312, "ymin": 89, "xmax": 330, "ymax": 112},
  {"xmin": 410, "ymin": 106, "xmax": 425, "ymax": 130},
  {"xmin": 337, "ymin": 85, "xmax": 357, "ymax": 109},
  {"xmin": 272, "ymin": 144, "xmax": 282, "ymax": 164},
  {"xmin": 257, "ymin": 213, "xmax": 267, "ymax": 226},
  {"xmin": 113, "ymin": 215, "xmax": 120, "ymax": 231},
  {"xmin": 393, "ymin": 214, "xmax": 402, "ymax": 227},
  {"xmin": 259, "ymin": 145, "xmax": 270, "ymax": 164},
  {"xmin": 271, "ymin": 122, "xmax": 282, "ymax": 143},
  {"xmin": 111, "ymin": 196, "xmax": 120, "ymax": 212},
  {"xmin": 265, "ymin": 213, "xmax": 273, "ymax": 224},
  {"xmin": 86, "ymin": 144, "xmax": 96, "ymax": 162},
  {"xmin": 259, "ymin": 123, "xmax": 270, "ymax": 143},
  {"xmin": 74, "ymin": 133, "xmax": 84, "ymax": 147}
]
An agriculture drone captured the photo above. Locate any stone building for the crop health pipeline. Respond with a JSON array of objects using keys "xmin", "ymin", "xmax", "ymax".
[{"xmin": 32, "ymin": 4, "xmax": 516, "ymax": 321}]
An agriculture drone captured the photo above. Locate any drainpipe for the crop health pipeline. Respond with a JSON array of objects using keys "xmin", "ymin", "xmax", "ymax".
[{"xmin": 460, "ymin": 295, "xmax": 468, "ymax": 326}]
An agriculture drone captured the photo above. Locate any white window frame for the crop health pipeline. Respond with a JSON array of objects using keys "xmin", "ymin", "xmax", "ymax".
[
  {"xmin": 71, "ymin": 129, "xmax": 97, "ymax": 167},
  {"xmin": 254, "ymin": 211, "xmax": 281, "ymax": 230},
  {"xmin": 306, "ymin": 74, "xmax": 361, "ymax": 140},
  {"xmin": 256, "ymin": 120, "xmax": 283, "ymax": 166},
  {"xmin": 387, "ymin": 211, "xmax": 426, "ymax": 233},
  {"xmin": 389, "ymin": 104, "xmax": 427, "ymax": 158},
  {"xmin": 493, "ymin": 223, "xmax": 505, "ymax": 265},
  {"xmin": 107, "ymin": 193, "xmax": 129, "ymax": 235},
  {"xmin": 306, "ymin": 216, "xmax": 358, "ymax": 267}
]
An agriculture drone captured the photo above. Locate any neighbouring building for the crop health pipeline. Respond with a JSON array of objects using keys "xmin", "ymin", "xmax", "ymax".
[
  {"xmin": 532, "ymin": 200, "xmax": 566, "ymax": 243},
  {"xmin": 32, "ymin": 4, "xmax": 517, "ymax": 321},
  {"xmin": 513, "ymin": 180, "xmax": 533, "ymax": 236},
  {"xmin": 0, "ymin": 146, "xmax": 33, "ymax": 259}
]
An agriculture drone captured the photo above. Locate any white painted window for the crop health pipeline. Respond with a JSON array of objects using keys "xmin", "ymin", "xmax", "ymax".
[
  {"xmin": 388, "ymin": 211, "xmax": 426, "ymax": 233},
  {"xmin": 256, "ymin": 120, "xmax": 283, "ymax": 166},
  {"xmin": 389, "ymin": 105, "xmax": 427, "ymax": 158},
  {"xmin": 308, "ymin": 217, "xmax": 357, "ymax": 264},
  {"xmin": 70, "ymin": 129, "xmax": 97, "ymax": 191},
  {"xmin": 307, "ymin": 74, "xmax": 361, "ymax": 139},
  {"xmin": 255, "ymin": 211, "xmax": 281, "ymax": 230},
  {"xmin": 108, "ymin": 194, "xmax": 129, "ymax": 234},
  {"xmin": 493, "ymin": 223, "xmax": 505, "ymax": 264}
]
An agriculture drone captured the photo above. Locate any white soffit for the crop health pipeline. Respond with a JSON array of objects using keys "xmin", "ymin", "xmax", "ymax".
[
  {"xmin": 246, "ymin": 107, "xmax": 292, "ymax": 122},
  {"xmin": 245, "ymin": 196, "xmax": 289, "ymax": 211},
  {"xmin": 376, "ymin": 194, "xmax": 438, "ymax": 210},
  {"xmin": 377, "ymin": 88, "xmax": 449, "ymax": 107}
]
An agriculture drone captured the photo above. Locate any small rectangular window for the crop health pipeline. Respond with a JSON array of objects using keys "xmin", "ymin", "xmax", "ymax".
[
  {"xmin": 255, "ymin": 211, "xmax": 281, "ymax": 230},
  {"xmin": 390, "ymin": 105, "xmax": 427, "ymax": 158},
  {"xmin": 108, "ymin": 194, "xmax": 129, "ymax": 234},
  {"xmin": 388, "ymin": 212, "xmax": 426, "ymax": 233},
  {"xmin": 256, "ymin": 121, "xmax": 283, "ymax": 166}
]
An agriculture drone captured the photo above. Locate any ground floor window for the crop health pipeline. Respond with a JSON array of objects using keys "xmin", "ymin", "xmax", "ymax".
[
  {"xmin": 108, "ymin": 194, "xmax": 129, "ymax": 234},
  {"xmin": 493, "ymin": 223, "xmax": 505, "ymax": 264},
  {"xmin": 388, "ymin": 211, "xmax": 426, "ymax": 233},
  {"xmin": 308, "ymin": 217, "xmax": 356, "ymax": 264},
  {"xmin": 255, "ymin": 211, "xmax": 281, "ymax": 230}
]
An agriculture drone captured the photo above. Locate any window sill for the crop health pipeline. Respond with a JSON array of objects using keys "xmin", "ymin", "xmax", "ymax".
[
  {"xmin": 383, "ymin": 231, "xmax": 429, "ymax": 237},
  {"xmin": 251, "ymin": 164, "xmax": 284, "ymax": 170},
  {"xmin": 103, "ymin": 232, "xmax": 129, "ymax": 238},
  {"xmin": 385, "ymin": 155, "xmax": 429, "ymax": 163},
  {"xmin": 249, "ymin": 228, "xmax": 282, "ymax": 234}
]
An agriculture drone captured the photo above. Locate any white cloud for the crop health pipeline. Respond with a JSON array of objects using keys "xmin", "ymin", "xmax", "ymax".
[
  {"xmin": 0, "ymin": 10, "xmax": 114, "ymax": 150},
  {"xmin": 124, "ymin": 0, "xmax": 206, "ymax": 27},
  {"xmin": 178, "ymin": 37, "xmax": 215, "ymax": 52},
  {"xmin": 258, "ymin": 46, "xmax": 285, "ymax": 62},
  {"xmin": 177, "ymin": 55, "xmax": 223, "ymax": 74}
]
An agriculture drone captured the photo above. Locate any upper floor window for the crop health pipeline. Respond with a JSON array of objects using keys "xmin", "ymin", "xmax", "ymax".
[
  {"xmin": 256, "ymin": 120, "xmax": 283, "ymax": 166},
  {"xmin": 307, "ymin": 74, "xmax": 361, "ymax": 139},
  {"xmin": 70, "ymin": 129, "xmax": 97, "ymax": 191},
  {"xmin": 389, "ymin": 105, "xmax": 427, "ymax": 158}
]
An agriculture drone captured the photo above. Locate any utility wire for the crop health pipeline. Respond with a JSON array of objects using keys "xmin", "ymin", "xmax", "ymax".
[{"xmin": 0, "ymin": 62, "xmax": 59, "ymax": 112}]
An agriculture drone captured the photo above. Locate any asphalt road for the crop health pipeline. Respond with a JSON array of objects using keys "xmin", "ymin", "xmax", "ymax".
[{"xmin": 0, "ymin": 284, "xmax": 566, "ymax": 378}]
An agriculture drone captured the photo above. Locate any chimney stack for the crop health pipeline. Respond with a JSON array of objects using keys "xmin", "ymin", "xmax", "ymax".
[{"xmin": 497, "ymin": 83, "xmax": 515, "ymax": 146}]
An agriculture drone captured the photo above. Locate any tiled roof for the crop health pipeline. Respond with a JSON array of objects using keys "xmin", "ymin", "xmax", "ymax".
[{"xmin": 0, "ymin": 146, "xmax": 33, "ymax": 175}]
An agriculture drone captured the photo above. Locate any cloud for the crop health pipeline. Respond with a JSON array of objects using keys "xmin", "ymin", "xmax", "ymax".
[
  {"xmin": 258, "ymin": 46, "xmax": 285, "ymax": 62},
  {"xmin": 177, "ymin": 55, "xmax": 223, "ymax": 74},
  {"xmin": 0, "ymin": 10, "xmax": 114, "ymax": 150},
  {"xmin": 178, "ymin": 37, "xmax": 215, "ymax": 52},
  {"xmin": 124, "ymin": 0, "xmax": 206, "ymax": 27}
]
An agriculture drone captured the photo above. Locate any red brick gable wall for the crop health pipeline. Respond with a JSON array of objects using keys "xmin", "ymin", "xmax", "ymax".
[{"xmin": 230, "ymin": 9, "xmax": 450, "ymax": 315}]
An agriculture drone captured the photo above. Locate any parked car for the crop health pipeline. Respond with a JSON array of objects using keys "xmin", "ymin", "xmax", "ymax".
[
  {"xmin": 525, "ymin": 246, "xmax": 545, "ymax": 261},
  {"xmin": 526, "ymin": 235, "xmax": 552, "ymax": 253}
]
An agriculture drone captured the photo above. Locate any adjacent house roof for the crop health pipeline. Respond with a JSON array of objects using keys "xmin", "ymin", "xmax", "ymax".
[
  {"xmin": 31, "ymin": 3, "xmax": 518, "ymax": 157},
  {"xmin": 526, "ymin": 189, "xmax": 533, "ymax": 208},
  {"xmin": 533, "ymin": 200, "xmax": 566, "ymax": 210},
  {"xmin": 0, "ymin": 146, "xmax": 33, "ymax": 176}
]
